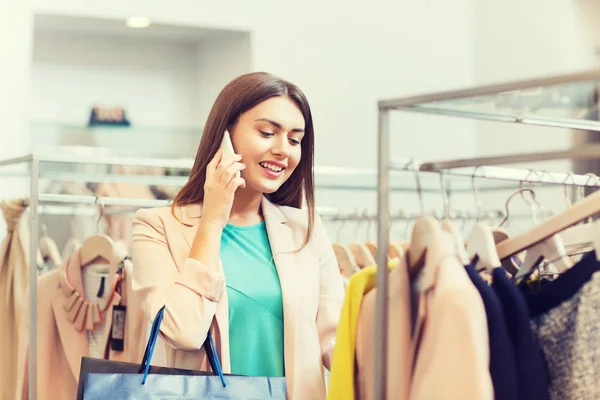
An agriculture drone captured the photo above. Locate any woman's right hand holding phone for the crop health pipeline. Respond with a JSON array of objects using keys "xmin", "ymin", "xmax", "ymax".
[{"xmin": 200, "ymin": 148, "xmax": 246, "ymax": 230}]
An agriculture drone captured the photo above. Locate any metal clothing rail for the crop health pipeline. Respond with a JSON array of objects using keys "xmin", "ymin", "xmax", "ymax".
[
  {"xmin": 375, "ymin": 68, "xmax": 600, "ymax": 399},
  {"xmin": 0, "ymin": 149, "xmax": 599, "ymax": 399}
]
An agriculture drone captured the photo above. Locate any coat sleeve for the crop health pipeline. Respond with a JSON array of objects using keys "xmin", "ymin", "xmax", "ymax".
[
  {"xmin": 131, "ymin": 208, "xmax": 225, "ymax": 351},
  {"xmin": 313, "ymin": 214, "xmax": 345, "ymax": 370}
]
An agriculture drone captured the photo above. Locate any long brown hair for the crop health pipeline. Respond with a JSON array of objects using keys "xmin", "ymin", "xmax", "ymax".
[{"xmin": 172, "ymin": 72, "xmax": 316, "ymax": 249}]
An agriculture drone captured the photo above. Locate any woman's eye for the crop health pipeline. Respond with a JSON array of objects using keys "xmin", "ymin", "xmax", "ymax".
[
  {"xmin": 289, "ymin": 138, "xmax": 301, "ymax": 145},
  {"xmin": 259, "ymin": 130, "xmax": 275, "ymax": 137}
]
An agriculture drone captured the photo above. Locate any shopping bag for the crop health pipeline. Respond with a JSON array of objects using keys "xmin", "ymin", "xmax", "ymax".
[{"xmin": 77, "ymin": 306, "xmax": 287, "ymax": 399}]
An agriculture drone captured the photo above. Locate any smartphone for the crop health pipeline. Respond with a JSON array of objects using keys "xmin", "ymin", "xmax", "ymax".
[
  {"xmin": 220, "ymin": 130, "xmax": 236, "ymax": 157},
  {"xmin": 220, "ymin": 130, "xmax": 241, "ymax": 178}
]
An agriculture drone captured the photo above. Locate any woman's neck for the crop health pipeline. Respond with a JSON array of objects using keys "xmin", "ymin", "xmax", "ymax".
[{"xmin": 228, "ymin": 187, "xmax": 263, "ymax": 226}]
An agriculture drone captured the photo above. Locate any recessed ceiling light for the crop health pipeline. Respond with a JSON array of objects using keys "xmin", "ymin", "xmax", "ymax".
[{"xmin": 126, "ymin": 16, "xmax": 151, "ymax": 29}]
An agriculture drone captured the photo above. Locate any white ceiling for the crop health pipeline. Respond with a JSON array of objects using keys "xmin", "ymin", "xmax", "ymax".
[{"xmin": 34, "ymin": 14, "xmax": 243, "ymax": 43}]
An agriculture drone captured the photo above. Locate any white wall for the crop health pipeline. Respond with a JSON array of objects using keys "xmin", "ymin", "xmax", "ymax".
[
  {"xmin": 0, "ymin": 0, "xmax": 34, "ymax": 201},
  {"xmin": 29, "ymin": 0, "xmax": 478, "ymax": 165},
  {"xmin": 13, "ymin": 0, "xmax": 477, "ymax": 227},
  {"xmin": 29, "ymin": 31, "xmax": 206, "ymax": 156},
  {"xmin": 194, "ymin": 33, "xmax": 252, "ymax": 127},
  {"xmin": 31, "ymin": 32, "xmax": 200, "ymax": 128}
]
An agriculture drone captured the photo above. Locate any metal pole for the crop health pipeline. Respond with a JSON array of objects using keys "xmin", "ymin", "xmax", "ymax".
[
  {"xmin": 374, "ymin": 108, "xmax": 390, "ymax": 399},
  {"xmin": 419, "ymin": 145, "xmax": 600, "ymax": 172},
  {"xmin": 28, "ymin": 158, "xmax": 39, "ymax": 400}
]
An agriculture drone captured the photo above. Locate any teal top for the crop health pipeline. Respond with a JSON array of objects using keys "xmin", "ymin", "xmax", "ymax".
[{"xmin": 219, "ymin": 221, "xmax": 285, "ymax": 377}]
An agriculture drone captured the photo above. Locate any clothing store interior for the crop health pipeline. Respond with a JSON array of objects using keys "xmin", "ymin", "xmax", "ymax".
[{"xmin": 4, "ymin": 1, "xmax": 600, "ymax": 400}]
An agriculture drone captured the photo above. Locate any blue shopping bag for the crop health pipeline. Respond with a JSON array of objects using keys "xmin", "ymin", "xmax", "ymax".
[{"xmin": 78, "ymin": 306, "xmax": 287, "ymax": 399}]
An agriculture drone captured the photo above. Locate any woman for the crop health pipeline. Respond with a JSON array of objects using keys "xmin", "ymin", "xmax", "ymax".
[{"xmin": 131, "ymin": 72, "xmax": 345, "ymax": 399}]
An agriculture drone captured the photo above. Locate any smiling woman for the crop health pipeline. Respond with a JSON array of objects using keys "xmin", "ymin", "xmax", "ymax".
[{"xmin": 131, "ymin": 72, "xmax": 345, "ymax": 400}]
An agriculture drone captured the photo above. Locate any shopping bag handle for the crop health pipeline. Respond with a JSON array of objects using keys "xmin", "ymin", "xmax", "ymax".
[{"xmin": 139, "ymin": 306, "xmax": 226, "ymax": 387}]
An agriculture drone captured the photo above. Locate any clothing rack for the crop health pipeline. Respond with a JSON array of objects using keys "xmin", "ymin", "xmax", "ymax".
[
  {"xmin": 0, "ymin": 152, "xmax": 494, "ymax": 400},
  {"xmin": 375, "ymin": 68, "xmax": 600, "ymax": 399},
  {"xmin": 2, "ymin": 139, "xmax": 600, "ymax": 399}
]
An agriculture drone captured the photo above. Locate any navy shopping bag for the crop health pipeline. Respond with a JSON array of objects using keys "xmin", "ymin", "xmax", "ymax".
[{"xmin": 77, "ymin": 307, "xmax": 287, "ymax": 399}]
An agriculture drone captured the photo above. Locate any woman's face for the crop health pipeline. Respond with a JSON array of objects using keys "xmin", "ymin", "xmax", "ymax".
[{"xmin": 230, "ymin": 96, "xmax": 305, "ymax": 194}]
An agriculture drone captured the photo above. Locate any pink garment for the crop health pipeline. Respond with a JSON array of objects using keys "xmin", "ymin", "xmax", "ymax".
[
  {"xmin": 18, "ymin": 249, "xmax": 148, "ymax": 400},
  {"xmin": 356, "ymin": 232, "xmax": 492, "ymax": 400},
  {"xmin": 131, "ymin": 196, "xmax": 345, "ymax": 400}
]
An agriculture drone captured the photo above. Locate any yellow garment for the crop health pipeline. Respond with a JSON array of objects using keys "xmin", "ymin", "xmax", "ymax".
[{"xmin": 328, "ymin": 260, "xmax": 398, "ymax": 400}]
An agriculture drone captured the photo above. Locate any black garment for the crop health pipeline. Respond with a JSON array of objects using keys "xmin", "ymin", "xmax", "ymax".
[
  {"xmin": 523, "ymin": 252, "xmax": 600, "ymax": 400},
  {"xmin": 466, "ymin": 265, "xmax": 518, "ymax": 400},
  {"xmin": 492, "ymin": 267, "xmax": 550, "ymax": 400}
]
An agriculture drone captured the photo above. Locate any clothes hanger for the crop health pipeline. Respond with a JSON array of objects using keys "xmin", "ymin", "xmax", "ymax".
[
  {"xmin": 438, "ymin": 171, "xmax": 470, "ymax": 265},
  {"xmin": 349, "ymin": 209, "xmax": 376, "ymax": 268},
  {"xmin": 497, "ymin": 180, "xmax": 572, "ymax": 281},
  {"xmin": 391, "ymin": 208, "xmax": 409, "ymax": 251},
  {"xmin": 79, "ymin": 197, "xmax": 126, "ymax": 276},
  {"xmin": 39, "ymin": 224, "xmax": 63, "ymax": 267},
  {"xmin": 363, "ymin": 211, "xmax": 379, "ymax": 258},
  {"xmin": 465, "ymin": 167, "xmax": 501, "ymax": 271},
  {"xmin": 333, "ymin": 244, "xmax": 359, "ymax": 277},
  {"xmin": 559, "ymin": 173, "xmax": 600, "ymax": 258},
  {"xmin": 406, "ymin": 162, "xmax": 443, "ymax": 277},
  {"xmin": 331, "ymin": 212, "xmax": 360, "ymax": 275},
  {"xmin": 495, "ymin": 173, "xmax": 600, "ymax": 265}
]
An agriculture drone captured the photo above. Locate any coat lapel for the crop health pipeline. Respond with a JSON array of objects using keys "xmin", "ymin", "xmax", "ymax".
[
  {"xmin": 261, "ymin": 197, "xmax": 299, "ymax": 383},
  {"xmin": 178, "ymin": 203, "xmax": 202, "ymax": 250},
  {"xmin": 52, "ymin": 251, "xmax": 124, "ymax": 381}
]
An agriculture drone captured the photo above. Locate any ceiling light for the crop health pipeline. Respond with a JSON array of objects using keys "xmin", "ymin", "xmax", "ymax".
[{"xmin": 126, "ymin": 16, "xmax": 151, "ymax": 29}]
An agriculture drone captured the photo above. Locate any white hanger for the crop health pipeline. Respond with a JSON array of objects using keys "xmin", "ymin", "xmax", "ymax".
[
  {"xmin": 496, "ymin": 179, "xmax": 600, "ymax": 262},
  {"xmin": 406, "ymin": 163, "xmax": 444, "ymax": 277},
  {"xmin": 498, "ymin": 175, "xmax": 572, "ymax": 280},
  {"xmin": 465, "ymin": 168, "xmax": 500, "ymax": 271},
  {"xmin": 39, "ymin": 224, "xmax": 63, "ymax": 267},
  {"xmin": 559, "ymin": 173, "xmax": 600, "ymax": 260},
  {"xmin": 331, "ymin": 211, "xmax": 360, "ymax": 275},
  {"xmin": 438, "ymin": 172, "xmax": 470, "ymax": 265},
  {"xmin": 79, "ymin": 197, "xmax": 126, "ymax": 276}
]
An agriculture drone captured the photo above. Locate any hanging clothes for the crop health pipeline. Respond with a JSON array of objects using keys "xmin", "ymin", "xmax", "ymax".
[
  {"xmin": 524, "ymin": 251, "xmax": 600, "ymax": 400},
  {"xmin": 492, "ymin": 267, "xmax": 550, "ymax": 400},
  {"xmin": 356, "ymin": 256, "xmax": 411, "ymax": 400},
  {"xmin": 465, "ymin": 265, "xmax": 518, "ymax": 400},
  {"xmin": 18, "ymin": 248, "xmax": 148, "ymax": 400},
  {"xmin": 408, "ymin": 232, "xmax": 492, "ymax": 400},
  {"xmin": 0, "ymin": 199, "xmax": 30, "ymax": 400},
  {"xmin": 327, "ymin": 260, "xmax": 398, "ymax": 400}
]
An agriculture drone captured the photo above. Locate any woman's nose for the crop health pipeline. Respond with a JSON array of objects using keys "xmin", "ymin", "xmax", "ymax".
[{"xmin": 271, "ymin": 138, "xmax": 290, "ymax": 158}]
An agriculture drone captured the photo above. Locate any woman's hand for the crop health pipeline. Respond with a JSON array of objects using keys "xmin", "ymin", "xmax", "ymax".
[{"xmin": 200, "ymin": 148, "xmax": 246, "ymax": 229}]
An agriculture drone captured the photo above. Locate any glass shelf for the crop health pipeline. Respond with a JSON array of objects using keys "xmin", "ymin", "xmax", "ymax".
[
  {"xmin": 30, "ymin": 121, "xmax": 203, "ymax": 135},
  {"xmin": 380, "ymin": 69, "xmax": 600, "ymax": 131},
  {"xmin": 30, "ymin": 121, "xmax": 203, "ymax": 157}
]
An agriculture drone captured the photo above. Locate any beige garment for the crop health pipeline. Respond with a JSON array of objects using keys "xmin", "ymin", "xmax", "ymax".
[
  {"xmin": 409, "ymin": 232, "xmax": 492, "ymax": 400},
  {"xmin": 96, "ymin": 182, "xmax": 155, "ymax": 247},
  {"xmin": 357, "ymin": 232, "xmax": 492, "ymax": 400},
  {"xmin": 18, "ymin": 248, "xmax": 148, "ymax": 400},
  {"xmin": 356, "ymin": 256, "xmax": 411, "ymax": 400},
  {"xmin": 131, "ymin": 196, "xmax": 345, "ymax": 400},
  {"xmin": 0, "ymin": 199, "xmax": 29, "ymax": 400}
]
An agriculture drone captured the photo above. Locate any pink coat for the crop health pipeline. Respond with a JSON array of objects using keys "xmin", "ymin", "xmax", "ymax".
[
  {"xmin": 357, "ymin": 232, "xmax": 493, "ymax": 400},
  {"xmin": 131, "ymin": 196, "xmax": 345, "ymax": 399}
]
